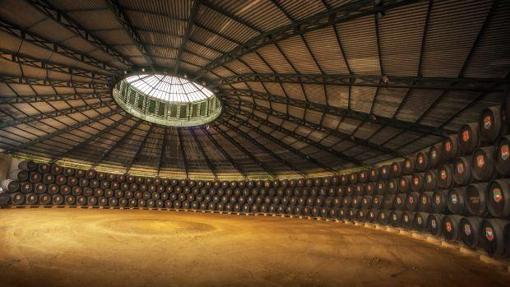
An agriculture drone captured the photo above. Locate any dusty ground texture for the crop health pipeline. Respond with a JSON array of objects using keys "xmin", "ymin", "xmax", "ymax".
[{"xmin": 0, "ymin": 208, "xmax": 509, "ymax": 287}]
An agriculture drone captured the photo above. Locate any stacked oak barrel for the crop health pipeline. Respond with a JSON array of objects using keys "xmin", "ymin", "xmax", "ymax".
[{"xmin": 3, "ymin": 104, "xmax": 510, "ymax": 259}]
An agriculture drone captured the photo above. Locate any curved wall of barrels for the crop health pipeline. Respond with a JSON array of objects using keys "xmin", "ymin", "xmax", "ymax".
[{"xmin": 1, "ymin": 104, "xmax": 510, "ymax": 259}]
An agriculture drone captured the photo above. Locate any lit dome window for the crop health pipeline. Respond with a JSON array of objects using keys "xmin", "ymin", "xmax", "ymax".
[{"xmin": 113, "ymin": 73, "xmax": 221, "ymax": 127}]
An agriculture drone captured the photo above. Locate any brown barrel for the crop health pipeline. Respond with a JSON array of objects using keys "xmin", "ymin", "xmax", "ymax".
[
  {"xmin": 75, "ymin": 169, "xmax": 86, "ymax": 178},
  {"xmin": 447, "ymin": 187, "xmax": 467, "ymax": 215},
  {"xmin": 387, "ymin": 179, "xmax": 398, "ymax": 194},
  {"xmin": 375, "ymin": 181, "xmax": 387, "ymax": 195},
  {"xmin": 52, "ymin": 194, "xmax": 64, "ymax": 205},
  {"xmin": 426, "ymin": 213, "xmax": 444, "ymax": 236},
  {"xmin": 379, "ymin": 165, "xmax": 391, "ymax": 180},
  {"xmin": 42, "ymin": 174, "xmax": 55, "ymax": 184},
  {"xmin": 372, "ymin": 195, "xmax": 383, "ymax": 209},
  {"xmin": 368, "ymin": 168, "xmax": 379, "ymax": 182},
  {"xmin": 25, "ymin": 193, "xmax": 38, "ymax": 205},
  {"xmin": 424, "ymin": 170, "xmax": 437, "ymax": 191},
  {"xmin": 86, "ymin": 169, "xmax": 97, "ymax": 179},
  {"xmin": 487, "ymin": 179, "xmax": 510, "ymax": 218},
  {"xmin": 405, "ymin": 192, "xmax": 420, "ymax": 211},
  {"xmin": 39, "ymin": 193, "xmax": 51, "ymax": 205},
  {"xmin": 460, "ymin": 217, "xmax": 482, "ymax": 249},
  {"xmin": 411, "ymin": 173, "xmax": 425, "ymax": 193},
  {"xmin": 63, "ymin": 167, "xmax": 75, "ymax": 176},
  {"xmin": 398, "ymin": 176, "xmax": 411, "ymax": 193},
  {"xmin": 480, "ymin": 106, "xmax": 506, "ymax": 144},
  {"xmin": 419, "ymin": 192, "xmax": 433, "ymax": 212},
  {"xmin": 495, "ymin": 135, "xmax": 510, "ymax": 176},
  {"xmin": 402, "ymin": 211, "xmax": 415, "ymax": 229},
  {"xmin": 109, "ymin": 197, "xmax": 119, "ymax": 207},
  {"xmin": 358, "ymin": 170, "xmax": 369, "ymax": 183},
  {"xmin": 382, "ymin": 194, "xmax": 395, "ymax": 209},
  {"xmin": 432, "ymin": 190, "xmax": 448, "ymax": 213},
  {"xmin": 3, "ymin": 179, "xmax": 20, "ymax": 193},
  {"xmin": 20, "ymin": 182, "xmax": 33, "ymax": 194},
  {"xmin": 437, "ymin": 164, "xmax": 454, "ymax": 189},
  {"xmin": 402, "ymin": 157, "xmax": 415, "ymax": 175},
  {"xmin": 390, "ymin": 161, "xmax": 402, "ymax": 178},
  {"xmin": 472, "ymin": 146, "xmax": 496, "ymax": 182},
  {"xmin": 465, "ymin": 183, "xmax": 488, "ymax": 217},
  {"xmin": 18, "ymin": 160, "xmax": 38, "ymax": 172},
  {"xmin": 377, "ymin": 210, "xmax": 390, "ymax": 225},
  {"xmin": 394, "ymin": 193, "xmax": 406, "ymax": 210},
  {"xmin": 415, "ymin": 151, "xmax": 429, "ymax": 172},
  {"xmin": 459, "ymin": 123, "xmax": 480, "ymax": 155},
  {"xmin": 38, "ymin": 163, "xmax": 51, "ymax": 174},
  {"xmin": 34, "ymin": 183, "xmax": 46, "ymax": 194},
  {"xmin": 64, "ymin": 195, "xmax": 76, "ymax": 205},
  {"xmin": 51, "ymin": 164, "xmax": 63, "ymax": 175},
  {"xmin": 413, "ymin": 212, "xmax": 428, "ymax": 232},
  {"xmin": 480, "ymin": 219, "xmax": 509, "ymax": 257},
  {"xmin": 13, "ymin": 170, "xmax": 29, "ymax": 183},
  {"xmin": 442, "ymin": 215, "xmax": 462, "ymax": 241},
  {"xmin": 453, "ymin": 156, "xmax": 472, "ymax": 186},
  {"xmin": 428, "ymin": 143, "xmax": 444, "ymax": 168},
  {"xmin": 442, "ymin": 135, "xmax": 460, "ymax": 161},
  {"xmin": 390, "ymin": 210, "xmax": 403, "ymax": 227}
]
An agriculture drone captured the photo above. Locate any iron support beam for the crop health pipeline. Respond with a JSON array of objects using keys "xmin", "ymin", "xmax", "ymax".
[
  {"xmin": 216, "ymin": 73, "xmax": 508, "ymax": 93},
  {"xmin": 107, "ymin": 0, "xmax": 154, "ymax": 67},
  {"xmin": 0, "ymin": 18, "xmax": 118, "ymax": 73},
  {"xmin": 176, "ymin": 128, "xmax": 189, "ymax": 179},
  {"xmin": 175, "ymin": 0, "xmax": 200, "ymax": 74},
  {"xmin": 194, "ymin": 0, "xmax": 422, "ymax": 79},
  {"xmin": 93, "ymin": 120, "xmax": 142, "ymax": 167},
  {"xmin": 213, "ymin": 124, "xmax": 275, "ymax": 178},
  {"xmin": 7, "ymin": 107, "xmax": 121, "ymax": 154},
  {"xmin": 225, "ymin": 107, "xmax": 362, "ymax": 165},
  {"xmin": 189, "ymin": 128, "xmax": 217, "ymax": 179},
  {"xmin": 0, "ymin": 99, "xmax": 115, "ymax": 129},
  {"xmin": 27, "ymin": 0, "xmax": 132, "ymax": 67},
  {"xmin": 0, "ymin": 75, "xmax": 110, "ymax": 89},
  {"xmin": 201, "ymin": 126, "xmax": 247, "ymax": 179},
  {"xmin": 220, "ymin": 88, "xmax": 450, "ymax": 137},
  {"xmin": 224, "ymin": 97, "xmax": 403, "ymax": 157},
  {"xmin": 0, "ymin": 92, "xmax": 108, "ymax": 104}
]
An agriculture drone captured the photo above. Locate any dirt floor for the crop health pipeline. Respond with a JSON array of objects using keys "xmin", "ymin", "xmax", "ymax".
[{"xmin": 0, "ymin": 208, "xmax": 509, "ymax": 287}]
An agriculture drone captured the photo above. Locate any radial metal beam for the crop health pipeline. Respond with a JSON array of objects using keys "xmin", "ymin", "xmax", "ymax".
[
  {"xmin": 107, "ymin": 0, "xmax": 154, "ymax": 67},
  {"xmin": 213, "ymin": 124, "xmax": 275, "ymax": 178},
  {"xmin": 193, "ymin": 0, "xmax": 422, "ymax": 79},
  {"xmin": 224, "ymin": 97, "xmax": 403, "ymax": 157},
  {"xmin": 0, "ymin": 99, "xmax": 115, "ymax": 129},
  {"xmin": 201, "ymin": 126, "xmax": 247, "ymax": 179},
  {"xmin": 225, "ymin": 107, "xmax": 362, "ymax": 165},
  {"xmin": 220, "ymin": 117, "xmax": 307, "ymax": 177},
  {"xmin": 0, "ymin": 50, "xmax": 112, "ymax": 81},
  {"xmin": 220, "ymin": 88, "xmax": 450, "ymax": 137},
  {"xmin": 216, "ymin": 73, "xmax": 508, "ymax": 92},
  {"xmin": 0, "ymin": 74, "xmax": 110, "ymax": 89},
  {"xmin": 126, "ymin": 124, "xmax": 154, "ymax": 173},
  {"xmin": 175, "ymin": 0, "xmax": 200, "ymax": 74},
  {"xmin": 0, "ymin": 92, "xmax": 108, "ymax": 104},
  {"xmin": 220, "ymin": 116, "xmax": 336, "ymax": 174},
  {"xmin": 27, "ymin": 0, "xmax": 132, "ymax": 68},
  {"xmin": 52, "ymin": 116, "xmax": 131, "ymax": 162},
  {"xmin": 156, "ymin": 127, "xmax": 168, "ymax": 176},
  {"xmin": 189, "ymin": 128, "xmax": 217, "ymax": 179},
  {"xmin": 0, "ymin": 18, "xmax": 118, "ymax": 73},
  {"xmin": 176, "ymin": 128, "xmax": 189, "ymax": 179},
  {"xmin": 6, "ymin": 107, "xmax": 121, "ymax": 154},
  {"xmin": 93, "ymin": 120, "xmax": 143, "ymax": 167}
]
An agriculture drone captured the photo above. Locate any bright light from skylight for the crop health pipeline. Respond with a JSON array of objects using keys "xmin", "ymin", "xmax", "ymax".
[{"xmin": 126, "ymin": 74, "xmax": 214, "ymax": 103}]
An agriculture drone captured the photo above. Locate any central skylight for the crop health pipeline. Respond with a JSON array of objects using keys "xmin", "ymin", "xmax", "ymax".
[
  {"xmin": 126, "ymin": 74, "xmax": 214, "ymax": 103},
  {"xmin": 113, "ymin": 73, "xmax": 221, "ymax": 127}
]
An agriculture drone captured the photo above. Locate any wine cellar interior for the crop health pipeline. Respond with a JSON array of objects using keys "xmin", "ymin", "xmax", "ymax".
[{"xmin": 0, "ymin": 0, "xmax": 510, "ymax": 286}]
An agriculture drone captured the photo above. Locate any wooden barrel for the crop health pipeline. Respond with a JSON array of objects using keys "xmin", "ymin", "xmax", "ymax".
[
  {"xmin": 424, "ymin": 170, "xmax": 438, "ymax": 191},
  {"xmin": 390, "ymin": 210, "xmax": 403, "ymax": 227},
  {"xmin": 372, "ymin": 195, "xmax": 383, "ymax": 209},
  {"xmin": 63, "ymin": 167, "xmax": 75, "ymax": 177},
  {"xmin": 34, "ymin": 183, "xmax": 46, "ymax": 194},
  {"xmin": 2, "ymin": 179, "xmax": 20, "ymax": 193},
  {"xmin": 390, "ymin": 161, "xmax": 402, "ymax": 178},
  {"xmin": 52, "ymin": 194, "xmax": 64, "ymax": 205},
  {"xmin": 18, "ymin": 160, "xmax": 38, "ymax": 172},
  {"xmin": 379, "ymin": 165, "xmax": 391, "ymax": 180},
  {"xmin": 459, "ymin": 123, "xmax": 480, "ymax": 155},
  {"xmin": 411, "ymin": 173, "xmax": 425, "ymax": 193},
  {"xmin": 472, "ymin": 146, "xmax": 496, "ymax": 182},
  {"xmin": 447, "ymin": 187, "xmax": 467, "ymax": 215},
  {"xmin": 368, "ymin": 209, "xmax": 379, "ymax": 223},
  {"xmin": 426, "ymin": 213, "xmax": 444, "ymax": 236},
  {"xmin": 402, "ymin": 157, "xmax": 415, "ymax": 175},
  {"xmin": 368, "ymin": 168, "xmax": 379, "ymax": 182},
  {"xmin": 398, "ymin": 176, "xmax": 411, "ymax": 193},
  {"xmin": 453, "ymin": 156, "xmax": 472, "ymax": 186},
  {"xmin": 387, "ymin": 179, "xmax": 398, "ymax": 194},
  {"xmin": 51, "ymin": 164, "xmax": 63, "ymax": 175},
  {"xmin": 442, "ymin": 215, "xmax": 462, "ymax": 241},
  {"xmin": 38, "ymin": 163, "xmax": 51, "ymax": 174},
  {"xmin": 480, "ymin": 106, "xmax": 506, "ymax": 143},
  {"xmin": 365, "ymin": 182, "xmax": 375, "ymax": 196},
  {"xmin": 42, "ymin": 174, "xmax": 55, "ymax": 185},
  {"xmin": 412, "ymin": 212, "xmax": 428, "ymax": 232},
  {"xmin": 39, "ymin": 193, "xmax": 51, "ymax": 205},
  {"xmin": 459, "ymin": 217, "xmax": 483, "ymax": 249},
  {"xmin": 428, "ymin": 143, "xmax": 444, "ymax": 168},
  {"xmin": 382, "ymin": 194, "xmax": 395, "ymax": 209},
  {"xmin": 442, "ymin": 135, "xmax": 460, "ymax": 161},
  {"xmin": 77, "ymin": 196, "xmax": 87, "ymax": 206},
  {"xmin": 375, "ymin": 181, "xmax": 387, "ymax": 195},
  {"xmin": 358, "ymin": 170, "xmax": 369, "ymax": 183},
  {"xmin": 75, "ymin": 169, "xmax": 86, "ymax": 178},
  {"xmin": 64, "ymin": 195, "xmax": 76, "ymax": 205},
  {"xmin": 415, "ymin": 151, "xmax": 429, "ymax": 172},
  {"xmin": 419, "ymin": 192, "xmax": 433, "ymax": 212},
  {"xmin": 480, "ymin": 219, "xmax": 509, "ymax": 257},
  {"xmin": 25, "ymin": 193, "xmax": 38, "ymax": 205},
  {"xmin": 20, "ymin": 182, "xmax": 33, "ymax": 194},
  {"xmin": 405, "ymin": 192, "xmax": 420, "ymax": 211},
  {"xmin": 432, "ymin": 190, "xmax": 449, "ymax": 213},
  {"xmin": 487, "ymin": 179, "xmax": 510, "ymax": 218},
  {"xmin": 437, "ymin": 164, "xmax": 454, "ymax": 189},
  {"xmin": 11, "ymin": 193, "xmax": 25, "ymax": 205},
  {"xmin": 377, "ymin": 210, "xmax": 390, "ymax": 225},
  {"xmin": 465, "ymin": 183, "xmax": 489, "ymax": 217},
  {"xmin": 495, "ymin": 135, "xmax": 510, "ymax": 176},
  {"xmin": 394, "ymin": 193, "xmax": 406, "ymax": 210}
]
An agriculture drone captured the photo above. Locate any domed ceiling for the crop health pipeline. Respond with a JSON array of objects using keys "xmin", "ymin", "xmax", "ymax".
[{"xmin": 0, "ymin": 0, "xmax": 508, "ymax": 180}]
